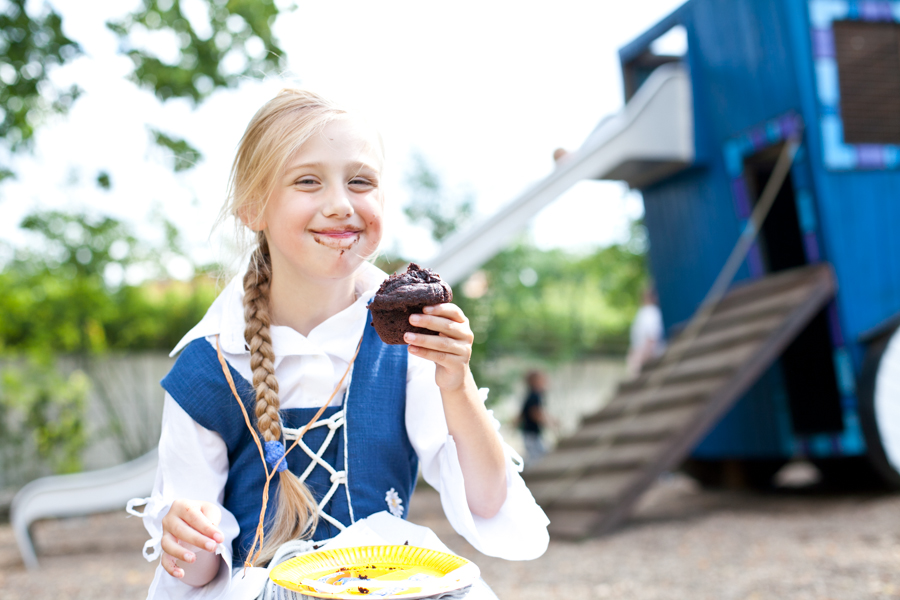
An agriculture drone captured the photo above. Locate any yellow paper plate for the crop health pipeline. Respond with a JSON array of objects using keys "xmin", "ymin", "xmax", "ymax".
[{"xmin": 269, "ymin": 545, "xmax": 479, "ymax": 599}]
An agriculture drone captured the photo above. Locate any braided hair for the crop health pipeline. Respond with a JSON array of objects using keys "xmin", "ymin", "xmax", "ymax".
[{"xmin": 242, "ymin": 232, "xmax": 319, "ymax": 564}]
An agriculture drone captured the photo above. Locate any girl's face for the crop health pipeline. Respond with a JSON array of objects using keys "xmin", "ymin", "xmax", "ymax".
[{"xmin": 256, "ymin": 117, "xmax": 384, "ymax": 286}]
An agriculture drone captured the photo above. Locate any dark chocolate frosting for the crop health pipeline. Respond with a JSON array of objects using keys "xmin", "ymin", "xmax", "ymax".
[{"xmin": 369, "ymin": 263, "xmax": 452, "ymax": 310}]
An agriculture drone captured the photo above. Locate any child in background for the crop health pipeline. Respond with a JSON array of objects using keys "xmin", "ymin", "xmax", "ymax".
[
  {"xmin": 128, "ymin": 89, "xmax": 548, "ymax": 600},
  {"xmin": 626, "ymin": 283, "xmax": 666, "ymax": 378},
  {"xmin": 518, "ymin": 370, "xmax": 552, "ymax": 465}
]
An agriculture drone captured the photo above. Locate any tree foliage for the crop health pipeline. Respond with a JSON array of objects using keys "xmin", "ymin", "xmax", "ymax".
[
  {"xmin": 0, "ymin": 363, "xmax": 89, "ymax": 476},
  {"xmin": 0, "ymin": 0, "xmax": 289, "ymax": 178},
  {"xmin": 151, "ymin": 127, "xmax": 203, "ymax": 171},
  {"xmin": 404, "ymin": 152, "xmax": 474, "ymax": 242},
  {"xmin": 0, "ymin": 210, "xmax": 217, "ymax": 481},
  {"xmin": 454, "ymin": 238, "xmax": 647, "ymax": 396},
  {"xmin": 107, "ymin": 0, "xmax": 286, "ymax": 104},
  {"xmin": 0, "ymin": 2, "xmax": 289, "ymax": 478},
  {"xmin": 0, "ymin": 210, "xmax": 218, "ymax": 357},
  {"xmin": 0, "ymin": 0, "xmax": 81, "ymax": 160}
]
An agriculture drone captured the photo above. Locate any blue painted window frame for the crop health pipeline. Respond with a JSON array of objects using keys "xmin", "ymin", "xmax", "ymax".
[{"xmin": 808, "ymin": 0, "xmax": 900, "ymax": 170}]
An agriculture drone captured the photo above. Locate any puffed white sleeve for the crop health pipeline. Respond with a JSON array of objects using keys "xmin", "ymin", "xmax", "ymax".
[
  {"xmin": 405, "ymin": 354, "xmax": 549, "ymax": 560},
  {"xmin": 127, "ymin": 394, "xmax": 241, "ymax": 600}
]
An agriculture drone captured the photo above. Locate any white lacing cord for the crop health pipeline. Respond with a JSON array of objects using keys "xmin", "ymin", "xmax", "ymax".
[
  {"xmin": 281, "ymin": 385, "xmax": 352, "ymax": 533},
  {"xmin": 342, "ymin": 371, "xmax": 355, "ymax": 524}
]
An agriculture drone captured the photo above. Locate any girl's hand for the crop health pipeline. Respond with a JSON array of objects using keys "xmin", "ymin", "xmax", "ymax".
[
  {"xmin": 405, "ymin": 303, "xmax": 474, "ymax": 392},
  {"xmin": 161, "ymin": 499, "xmax": 224, "ymax": 583}
]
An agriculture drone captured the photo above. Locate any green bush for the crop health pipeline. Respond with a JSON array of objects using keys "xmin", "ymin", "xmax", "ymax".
[
  {"xmin": 0, "ymin": 360, "xmax": 90, "ymax": 477},
  {"xmin": 452, "ymin": 239, "xmax": 647, "ymax": 400},
  {"xmin": 0, "ymin": 210, "xmax": 216, "ymax": 481}
]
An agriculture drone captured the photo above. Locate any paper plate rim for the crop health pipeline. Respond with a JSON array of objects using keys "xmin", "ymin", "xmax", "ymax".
[{"xmin": 269, "ymin": 544, "xmax": 478, "ymax": 599}]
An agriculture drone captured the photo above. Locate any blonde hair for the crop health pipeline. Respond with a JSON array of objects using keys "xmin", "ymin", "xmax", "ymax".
[{"xmin": 224, "ymin": 88, "xmax": 374, "ymax": 564}]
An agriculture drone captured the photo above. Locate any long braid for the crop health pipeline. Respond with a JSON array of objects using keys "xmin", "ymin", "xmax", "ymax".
[
  {"xmin": 243, "ymin": 231, "xmax": 319, "ymax": 564},
  {"xmin": 243, "ymin": 234, "xmax": 281, "ymax": 442}
]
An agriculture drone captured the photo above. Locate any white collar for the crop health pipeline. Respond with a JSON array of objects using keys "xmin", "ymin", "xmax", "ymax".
[{"xmin": 170, "ymin": 261, "xmax": 388, "ymax": 360}]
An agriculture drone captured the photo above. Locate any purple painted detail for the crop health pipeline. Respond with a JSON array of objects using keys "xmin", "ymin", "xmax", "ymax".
[
  {"xmin": 812, "ymin": 28, "xmax": 835, "ymax": 58},
  {"xmin": 803, "ymin": 232, "xmax": 821, "ymax": 262},
  {"xmin": 831, "ymin": 435, "xmax": 842, "ymax": 454},
  {"xmin": 779, "ymin": 114, "xmax": 802, "ymax": 139},
  {"xmin": 827, "ymin": 303, "xmax": 845, "ymax": 346},
  {"xmin": 856, "ymin": 144, "xmax": 886, "ymax": 168},
  {"xmin": 750, "ymin": 128, "xmax": 767, "ymax": 150},
  {"xmin": 747, "ymin": 243, "xmax": 764, "ymax": 278},
  {"xmin": 731, "ymin": 178, "xmax": 751, "ymax": 218},
  {"xmin": 859, "ymin": 1, "xmax": 893, "ymax": 20}
]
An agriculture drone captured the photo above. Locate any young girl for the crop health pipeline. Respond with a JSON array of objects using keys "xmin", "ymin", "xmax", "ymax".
[{"xmin": 130, "ymin": 88, "xmax": 549, "ymax": 599}]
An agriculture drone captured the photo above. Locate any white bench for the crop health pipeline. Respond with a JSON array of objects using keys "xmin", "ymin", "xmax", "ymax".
[{"xmin": 11, "ymin": 448, "xmax": 158, "ymax": 569}]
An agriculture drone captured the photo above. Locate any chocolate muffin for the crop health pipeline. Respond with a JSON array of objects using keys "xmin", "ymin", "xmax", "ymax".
[{"xmin": 368, "ymin": 263, "xmax": 453, "ymax": 345}]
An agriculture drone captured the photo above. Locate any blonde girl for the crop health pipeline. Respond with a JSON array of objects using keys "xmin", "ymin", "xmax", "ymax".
[{"xmin": 131, "ymin": 89, "xmax": 548, "ymax": 599}]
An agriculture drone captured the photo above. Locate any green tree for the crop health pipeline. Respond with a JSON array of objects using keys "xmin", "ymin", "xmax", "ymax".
[
  {"xmin": 108, "ymin": 0, "xmax": 286, "ymax": 104},
  {"xmin": 0, "ymin": 0, "xmax": 81, "ymax": 175},
  {"xmin": 404, "ymin": 152, "xmax": 474, "ymax": 242},
  {"xmin": 0, "ymin": 210, "xmax": 218, "ymax": 479},
  {"xmin": 0, "ymin": 0, "xmax": 289, "ymax": 178},
  {"xmin": 0, "ymin": 1, "xmax": 292, "ymax": 479},
  {"xmin": 0, "ymin": 209, "xmax": 216, "ymax": 356},
  {"xmin": 0, "ymin": 363, "xmax": 90, "ymax": 476},
  {"xmin": 454, "ymin": 239, "xmax": 647, "ymax": 397}
]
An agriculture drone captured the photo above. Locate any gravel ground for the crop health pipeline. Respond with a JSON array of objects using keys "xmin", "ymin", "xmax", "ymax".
[{"xmin": 2, "ymin": 472, "xmax": 899, "ymax": 600}]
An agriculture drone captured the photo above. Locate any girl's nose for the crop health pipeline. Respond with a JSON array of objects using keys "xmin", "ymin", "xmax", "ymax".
[{"xmin": 322, "ymin": 187, "xmax": 354, "ymax": 218}]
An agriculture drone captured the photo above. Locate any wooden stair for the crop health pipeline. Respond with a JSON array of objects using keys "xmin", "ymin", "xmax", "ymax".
[{"xmin": 524, "ymin": 264, "xmax": 837, "ymax": 539}]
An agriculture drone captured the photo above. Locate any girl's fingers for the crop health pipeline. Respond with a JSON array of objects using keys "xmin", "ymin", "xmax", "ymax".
[
  {"xmin": 161, "ymin": 531, "xmax": 195, "ymax": 565},
  {"xmin": 405, "ymin": 331, "xmax": 465, "ymax": 355},
  {"xmin": 409, "ymin": 311, "xmax": 473, "ymax": 342},
  {"xmin": 161, "ymin": 551, "xmax": 185, "ymax": 578},
  {"xmin": 422, "ymin": 303, "xmax": 465, "ymax": 322},
  {"xmin": 167, "ymin": 515, "xmax": 219, "ymax": 552},
  {"xmin": 406, "ymin": 336, "xmax": 471, "ymax": 368},
  {"xmin": 200, "ymin": 502, "xmax": 223, "ymax": 528},
  {"xmin": 179, "ymin": 504, "xmax": 224, "ymax": 547},
  {"xmin": 407, "ymin": 343, "xmax": 452, "ymax": 364}
]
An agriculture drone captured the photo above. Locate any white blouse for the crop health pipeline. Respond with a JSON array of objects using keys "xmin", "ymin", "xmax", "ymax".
[{"xmin": 134, "ymin": 262, "xmax": 549, "ymax": 600}]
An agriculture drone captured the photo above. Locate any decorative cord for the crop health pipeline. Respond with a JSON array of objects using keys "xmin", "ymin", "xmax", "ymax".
[{"xmin": 215, "ymin": 334, "xmax": 362, "ymax": 570}]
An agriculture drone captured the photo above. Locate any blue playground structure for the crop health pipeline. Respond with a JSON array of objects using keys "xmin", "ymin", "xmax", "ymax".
[{"xmin": 627, "ymin": 0, "xmax": 900, "ymax": 485}]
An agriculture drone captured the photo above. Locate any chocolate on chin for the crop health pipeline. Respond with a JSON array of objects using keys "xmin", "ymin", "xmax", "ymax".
[{"xmin": 368, "ymin": 263, "xmax": 453, "ymax": 345}]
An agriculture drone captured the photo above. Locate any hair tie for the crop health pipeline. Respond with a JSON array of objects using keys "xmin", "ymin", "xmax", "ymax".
[{"xmin": 264, "ymin": 440, "xmax": 288, "ymax": 472}]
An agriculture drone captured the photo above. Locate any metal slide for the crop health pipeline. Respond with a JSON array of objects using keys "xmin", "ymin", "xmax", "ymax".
[{"xmin": 430, "ymin": 62, "xmax": 694, "ymax": 286}]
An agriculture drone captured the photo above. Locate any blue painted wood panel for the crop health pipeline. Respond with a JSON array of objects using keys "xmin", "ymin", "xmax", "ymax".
[
  {"xmin": 631, "ymin": 0, "xmax": 900, "ymax": 461},
  {"xmin": 783, "ymin": 0, "xmax": 900, "ymax": 348}
]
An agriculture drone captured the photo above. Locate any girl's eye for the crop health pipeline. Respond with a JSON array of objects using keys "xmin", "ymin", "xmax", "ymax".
[
  {"xmin": 349, "ymin": 179, "xmax": 375, "ymax": 188},
  {"xmin": 295, "ymin": 178, "xmax": 318, "ymax": 186}
]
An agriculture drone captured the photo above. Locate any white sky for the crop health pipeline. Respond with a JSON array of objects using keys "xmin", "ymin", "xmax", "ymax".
[{"xmin": 1, "ymin": 0, "xmax": 686, "ymax": 277}]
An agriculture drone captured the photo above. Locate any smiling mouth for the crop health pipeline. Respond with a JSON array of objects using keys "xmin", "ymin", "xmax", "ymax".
[{"xmin": 311, "ymin": 230, "xmax": 362, "ymax": 250}]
